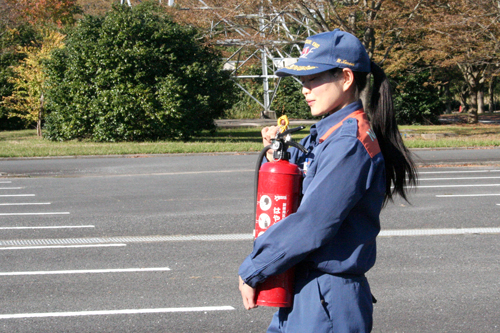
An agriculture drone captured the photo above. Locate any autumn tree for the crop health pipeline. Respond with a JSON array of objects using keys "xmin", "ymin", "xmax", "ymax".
[
  {"xmin": 286, "ymin": 1, "xmax": 427, "ymax": 110},
  {"xmin": 0, "ymin": 3, "xmax": 41, "ymax": 129},
  {"xmin": 2, "ymin": 30, "xmax": 65, "ymax": 136},
  {"xmin": 76, "ymin": 0, "xmax": 113, "ymax": 17},
  {"xmin": 6, "ymin": 0, "xmax": 81, "ymax": 27},
  {"xmin": 277, "ymin": 1, "xmax": 500, "ymax": 123},
  {"xmin": 1, "ymin": 0, "xmax": 80, "ymax": 129},
  {"xmin": 409, "ymin": 0, "xmax": 500, "ymax": 123},
  {"xmin": 171, "ymin": 0, "xmax": 429, "ymax": 119}
]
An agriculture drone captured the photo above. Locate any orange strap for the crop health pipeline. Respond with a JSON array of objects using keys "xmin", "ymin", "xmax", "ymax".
[{"xmin": 318, "ymin": 109, "xmax": 381, "ymax": 158}]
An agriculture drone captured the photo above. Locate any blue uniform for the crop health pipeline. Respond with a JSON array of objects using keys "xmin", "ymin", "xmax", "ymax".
[{"xmin": 239, "ymin": 100, "xmax": 386, "ymax": 333}]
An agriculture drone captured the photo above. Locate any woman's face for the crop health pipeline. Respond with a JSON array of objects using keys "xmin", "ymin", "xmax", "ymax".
[{"xmin": 300, "ymin": 70, "xmax": 351, "ymax": 117}]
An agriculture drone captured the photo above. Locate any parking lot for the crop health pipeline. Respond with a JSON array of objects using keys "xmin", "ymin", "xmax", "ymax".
[{"xmin": 0, "ymin": 151, "xmax": 499, "ymax": 332}]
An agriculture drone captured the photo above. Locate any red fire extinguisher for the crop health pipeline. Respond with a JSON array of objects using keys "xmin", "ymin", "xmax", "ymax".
[{"xmin": 253, "ymin": 122, "xmax": 307, "ymax": 307}]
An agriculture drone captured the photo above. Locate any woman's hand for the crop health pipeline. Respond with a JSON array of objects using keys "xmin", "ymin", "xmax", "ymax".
[
  {"xmin": 261, "ymin": 125, "xmax": 280, "ymax": 161},
  {"xmin": 239, "ymin": 276, "xmax": 258, "ymax": 310}
]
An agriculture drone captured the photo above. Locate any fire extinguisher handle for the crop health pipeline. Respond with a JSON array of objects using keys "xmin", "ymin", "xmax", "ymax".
[
  {"xmin": 277, "ymin": 126, "xmax": 305, "ymax": 139},
  {"xmin": 287, "ymin": 141, "xmax": 308, "ymax": 154}
]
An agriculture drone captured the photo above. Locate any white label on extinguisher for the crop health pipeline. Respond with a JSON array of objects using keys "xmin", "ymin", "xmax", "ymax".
[
  {"xmin": 258, "ymin": 213, "xmax": 271, "ymax": 229},
  {"xmin": 259, "ymin": 195, "xmax": 272, "ymax": 211},
  {"xmin": 255, "ymin": 193, "xmax": 293, "ymax": 238}
]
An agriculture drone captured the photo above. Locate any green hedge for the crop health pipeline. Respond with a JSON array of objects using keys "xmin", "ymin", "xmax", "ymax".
[{"xmin": 43, "ymin": 2, "xmax": 236, "ymax": 141}]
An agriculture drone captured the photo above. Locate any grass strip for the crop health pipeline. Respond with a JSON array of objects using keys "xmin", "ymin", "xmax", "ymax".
[{"xmin": 0, "ymin": 124, "xmax": 499, "ymax": 158}]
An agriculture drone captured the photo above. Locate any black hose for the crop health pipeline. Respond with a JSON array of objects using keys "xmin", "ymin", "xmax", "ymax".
[{"xmin": 254, "ymin": 145, "xmax": 272, "ymax": 225}]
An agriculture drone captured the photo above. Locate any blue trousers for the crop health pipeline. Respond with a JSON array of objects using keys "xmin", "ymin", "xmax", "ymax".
[{"xmin": 267, "ymin": 270, "xmax": 373, "ymax": 333}]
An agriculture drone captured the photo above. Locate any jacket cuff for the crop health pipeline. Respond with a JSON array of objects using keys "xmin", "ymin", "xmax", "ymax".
[{"xmin": 238, "ymin": 255, "xmax": 264, "ymax": 288}]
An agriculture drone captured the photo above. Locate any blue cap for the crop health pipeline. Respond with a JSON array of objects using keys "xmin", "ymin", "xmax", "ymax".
[{"xmin": 275, "ymin": 29, "xmax": 371, "ymax": 77}]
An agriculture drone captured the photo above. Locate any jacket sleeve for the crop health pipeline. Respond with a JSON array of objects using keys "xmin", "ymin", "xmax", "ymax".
[{"xmin": 239, "ymin": 133, "xmax": 375, "ymax": 287}]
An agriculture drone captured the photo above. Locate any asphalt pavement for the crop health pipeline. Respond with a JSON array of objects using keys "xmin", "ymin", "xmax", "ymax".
[
  {"xmin": 1, "ymin": 149, "xmax": 500, "ymax": 332},
  {"xmin": 1, "ymin": 147, "xmax": 500, "ymax": 179}
]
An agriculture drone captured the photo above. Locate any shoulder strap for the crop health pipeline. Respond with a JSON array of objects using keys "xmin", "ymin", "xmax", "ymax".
[{"xmin": 318, "ymin": 109, "xmax": 381, "ymax": 158}]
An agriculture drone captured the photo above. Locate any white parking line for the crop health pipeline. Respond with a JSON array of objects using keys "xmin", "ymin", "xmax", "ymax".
[
  {"xmin": 0, "ymin": 244, "xmax": 126, "ymax": 250},
  {"xmin": 0, "ymin": 225, "xmax": 93, "ymax": 230},
  {"xmin": 0, "ymin": 306, "xmax": 235, "ymax": 319},
  {"xmin": 0, "ymin": 187, "xmax": 23, "ymax": 190},
  {"xmin": 436, "ymin": 193, "xmax": 500, "ymax": 197},
  {"xmin": 97, "ymin": 169, "xmax": 254, "ymax": 178},
  {"xmin": 418, "ymin": 176, "xmax": 500, "ymax": 181},
  {"xmin": 0, "ymin": 181, "xmax": 12, "ymax": 184},
  {"xmin": 0, "ymin": 194, "xmax": 35, "ymax": 197},
  {"xmin": 419, "ymin": 170, "xmax": 500, "ymax": 174},
  {"xmin": 414, "ymin": 184, "xmax": 500, "ymax": 188},
  {"xmin": 0, "ymin": 267, "xmax": 171, "ymax": 276},
  {"xmin": 0, "ymin": 212, "xmax": 70, "ymax": 216},
  {"xmin": 0, "ymin": 202, "xmax": 51, "ymax": 206},
  {"xmin": 379, "ymin": 227, "xmax": 500, "ymax": 237}
]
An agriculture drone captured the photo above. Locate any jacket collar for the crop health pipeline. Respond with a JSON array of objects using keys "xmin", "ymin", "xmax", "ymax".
[{"xmin": 312, "ymin": 100, "xmax": 364, "ymax": 139}]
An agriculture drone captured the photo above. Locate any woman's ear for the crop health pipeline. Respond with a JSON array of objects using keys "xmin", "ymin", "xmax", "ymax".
[{"xmin": 342, "ymin": 68, "xmax": 355, "ymax": 92}]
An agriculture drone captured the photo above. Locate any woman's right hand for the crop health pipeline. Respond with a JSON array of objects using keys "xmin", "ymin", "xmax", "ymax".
[
  {"xmin": 261, "ymin": 125, "xmax": 280, "ymax": 161},
  {"xmin": 261, "ymin": 125, "xmax": 279, "ymax": 147}
]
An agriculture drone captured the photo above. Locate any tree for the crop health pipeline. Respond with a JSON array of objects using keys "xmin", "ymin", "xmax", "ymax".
[
  {"xmin": 43, "ymin": 2, "xmax": 236, "ymax": 141},
  {"xmin": 2, "ymin": 29, "xmax": 64, "ymax": 136},
  {"xmin": 1, "ymin": 0, "xmax": 80, "ymax": 130},
  {"xmin": 1, "ymin": 0, "xmax": 37, "ymax": 129},
  {"xmin": 413, "ymin": 0, "xmax": 500, "ymax": 123},
  {"xmin": 76, "ymin": 0, "xmax": 113, "ymax": 17},
  {"xmin": 392, "ymin": 67, "xmax": 444, "ymax": 125},
  {"xmin": 6, "ymin": 0, "xmax": 81, "ymax": 27}
]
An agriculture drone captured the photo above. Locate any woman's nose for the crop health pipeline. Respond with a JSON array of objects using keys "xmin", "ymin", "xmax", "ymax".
[{"xmin": 302, "ymin": 85, "xmax": 310, "ymax": 95}]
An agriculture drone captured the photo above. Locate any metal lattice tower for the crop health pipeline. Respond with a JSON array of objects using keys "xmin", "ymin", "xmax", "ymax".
[{"xmin": 173, "ymin": 0, "xmax": 320, "ymax": 118}]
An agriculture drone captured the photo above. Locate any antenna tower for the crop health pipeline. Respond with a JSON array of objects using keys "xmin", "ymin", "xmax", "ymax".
[{"xmin": 186, "ymin": 0, "xmax": 319, "ymax": 118}]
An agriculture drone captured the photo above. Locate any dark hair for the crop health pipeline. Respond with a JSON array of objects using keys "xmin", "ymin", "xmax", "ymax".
[{"xmin": 330, "ymin": 64, "xmax": 417, "ymax": 204}]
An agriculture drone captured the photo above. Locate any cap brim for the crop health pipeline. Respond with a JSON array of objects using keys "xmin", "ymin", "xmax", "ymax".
[{"xmin": 275, "ymin": 63, "xmax": 336, "ymax": 77}]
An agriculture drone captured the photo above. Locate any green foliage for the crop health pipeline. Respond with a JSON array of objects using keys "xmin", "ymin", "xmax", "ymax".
[
  {"xmin": 0, "ymin": 24, "xmax": 41, "ymax": 130},
  {"xmin": 3, "ymin": 29, "xmax": 65, "ymax": 137},
  {"xmin": 392, "ymin": 70, "xmax": 444, "ymax": 125},
  {"xmin": 223, "ymin": 63, "xmax": 268, "ymax": 119},
  {"xmin": 43, "ymin": 2, "xmax": 236, "ymax": 141},
  {"xmin": 272, "ymin": 76, "xmax": 312, "ymax": 119},
  {"xmin": 224, "ymin": 94, "xmax": 261, "ymax": 119},
  {"xmin": 224, "ymin": 64, "xmax": 311, "ymax": 120}
]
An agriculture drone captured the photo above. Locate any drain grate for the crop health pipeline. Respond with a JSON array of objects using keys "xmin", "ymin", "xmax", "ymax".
[
  {"xmin": 0, "ymin": 234, "xmax": 253, "ymax": 247},
  {"xmin": 1, "ymin": 228, "xmax": 500, "ymax": 248}
]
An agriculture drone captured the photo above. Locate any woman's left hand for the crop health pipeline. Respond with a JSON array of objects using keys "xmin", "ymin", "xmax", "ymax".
[{"xmin": 239, "ymin": 276, "xmax": 258, "ymax": 310}]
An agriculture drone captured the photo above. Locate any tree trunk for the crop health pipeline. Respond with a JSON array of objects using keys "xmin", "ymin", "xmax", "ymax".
[
  {"xmin": 459, "ymin": 85, "xmax": 469, "ymax": 113},
  {"xmin": 489, "ymin": 77, "xmax": 496, "ymax": 113},
  {"xmin": 468, "ymin": 87, "xmax": 479, "ymax": 124},
  {"xmin": 477, "ymin": 90, "xmax": 484, "ymax": 114},
  {"xmin": 457, "ymin": 64, "xmax": 480, "ymax": 124}
]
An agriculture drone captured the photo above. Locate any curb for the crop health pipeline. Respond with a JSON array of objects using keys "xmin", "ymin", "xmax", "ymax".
[{"xmin": 215, "ymin": 119, "xmax": 316, "ymax": 128}]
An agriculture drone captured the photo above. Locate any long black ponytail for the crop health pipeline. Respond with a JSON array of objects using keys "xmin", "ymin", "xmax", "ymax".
[{"xmin": 354, "ymin": 62, "xmax": 417, "ymax": 204}]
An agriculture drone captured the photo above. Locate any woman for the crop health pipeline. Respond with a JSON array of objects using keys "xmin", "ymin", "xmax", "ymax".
[{"xmin": 238, "ymin": 29, "xmax": 417, "ymax": 333}]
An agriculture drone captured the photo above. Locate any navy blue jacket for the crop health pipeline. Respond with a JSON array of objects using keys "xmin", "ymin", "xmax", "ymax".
[{"xmin": 239, "ymin": 100, "xmax": 386, "ymax": 288}]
